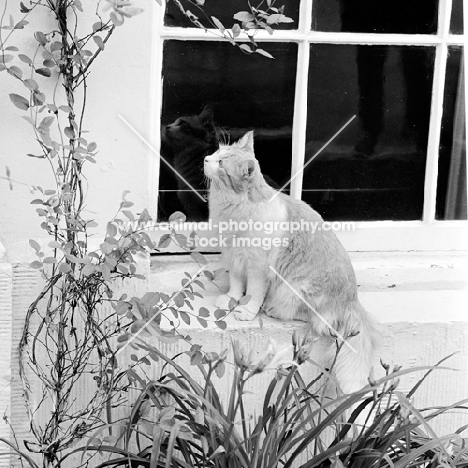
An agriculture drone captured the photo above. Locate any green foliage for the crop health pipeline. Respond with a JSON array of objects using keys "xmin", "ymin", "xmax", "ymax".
[
  {"xmin": 80, "ymin": 343, "xmax": 468, "ymax": 468},
  {"xmin": 167, "ymin": 0, "xmax": 292, "ymax": 58}
]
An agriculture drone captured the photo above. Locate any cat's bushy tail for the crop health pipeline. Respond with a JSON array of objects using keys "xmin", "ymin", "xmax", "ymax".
[{"xmin": 333, "ymin": 301, "xmax": 379, "ymax": 395}]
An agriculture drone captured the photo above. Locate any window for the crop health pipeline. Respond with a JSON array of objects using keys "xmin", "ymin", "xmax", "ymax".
[{"xmin": 150, "ymin": 0, "xmax": 467, "ymax": 251}]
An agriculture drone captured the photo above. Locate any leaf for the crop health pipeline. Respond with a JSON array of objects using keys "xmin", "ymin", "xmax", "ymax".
[
  {"xmin": 107, "ymin": 222, "xmax": 117, "ymax": 237},
  {"xmin": 34, "ymin": 31, "xmax": 47, "ymax": 46},
  {"xmin": 20, "ymin": 2, "xmax": 31, "ymax": 13},
  {"xmin": 168, "ymin": 211, "xmax": 186, "ymax": 223},
  {"xmin": 211, "ymin": 16, "xmax": 225, "ymax": 33},
  {"xmin": 179, "ymin": 311, "xmax": 190, "ymax": 325},
  {"xmin": 214, "ymin": 309, "xmax": 226, "ymax": 319},
  {"xmin": 64, "ymin": 127, "xmax": 75, "ymax": 139},
  {"xmin": 215, "ymin": 320, "xmax": 227, "ymax": 330},
  {"xmin": 232, "ymin": 23, "xmax": 241, "ymax": 38},
  {"xmin": 197, "ymin": 317, "xmax": 208, "ymax": 328},
  {"xmin": 198, "ymin": 307, "xmax": 210, "ymax": 318},
  {"xmin": 23, "ymin": 78, "xmax": 39, "ymax": 91},
  {"xmin": 239, "ymin": 44, "xmax": 253, "ymax": 54},
  {"xmin": 58, "ymin": 105, "xmax": 72, "ymax": 113},
  {"xmin": 39, "ymin": 116, "xmax": 55, "ymax": 128},
  {"xmin": 35, "ymin": 67, "xmax": 51, "ymax": 77},
  {"xmin": 29, "ymin": 239, "xmax": 41, "ymax": 251},
  {"xmin": 1, "ymin": 54, "xmax": 14, "ymax": 63},
  {"xmin": 175, "ymin": 233, "xmax": 187, "ymax": 248},
  {"xmin": 256, "ymin": 48, "xmax": 274, "ymax": 59},
  {"xmin": 173, "ymin": 293, "xmax": 185, "ymax": 308},
  {"xmin": 93, "ymin": 35, "xmax": 105, "ymax": 51},
  {"xmin": 110, "ymin": 11, "xmax": 124, "ymax": 27},
  {"xmin": 14, "ymin": 20, "xmax": 28, "ymax": 29},
  {"xmin": 8, "ymin": 66, "xmax": 23, "ymax": 79},
  {"xmin": 42, "ymin": 59, "xmax": 55, "ymax": 68},
  {"xmin": 238, "ymin": 295, "xmax": 251, "ymax": 305},
  {"xmin": 30, "ymin": 261, "xmax": 42, "ymax": 269},
  {"xmin": 88, "ymin": 142, "xmax": 97, "ymax": 152},
  {"xmin": 203, "ymin": 270, "xmax": 214, "ymax": 281},
  {"xmin": 233, "ymin": 11, "xmax": 255, "ymax": 23},
  {"xmin": 18, "ymin": 54, "xmax": 32, "ymax": 65},
  {"xmin": 9, "ymin": 93, "xmax": 29, "ymax": 110},
  {"xmin": 158, "ymin": 234, "xmax": 171, "ymax": 248},
  {"xmin": 190, "ymin": 251, "xmax": 207, "ymax": 265},
  {"xmin": 59, "ymin": 263, "xmax": 71, "ymax": 273}
]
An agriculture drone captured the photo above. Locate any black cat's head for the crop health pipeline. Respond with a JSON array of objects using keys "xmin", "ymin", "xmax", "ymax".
[{"xmin": 164, "ymin": 105, "xmax": 218, "ymax": 152}]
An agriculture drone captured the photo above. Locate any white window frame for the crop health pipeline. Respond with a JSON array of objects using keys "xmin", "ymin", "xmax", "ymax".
[{"xmin": 147, "ymin": 0, "xmax": 468, "ymax": 252}]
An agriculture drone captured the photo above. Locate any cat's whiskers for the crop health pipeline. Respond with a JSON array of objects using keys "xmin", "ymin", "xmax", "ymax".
[{"xmin": 217, "ymin": 127, "xmax": 231, "ymax": 147}]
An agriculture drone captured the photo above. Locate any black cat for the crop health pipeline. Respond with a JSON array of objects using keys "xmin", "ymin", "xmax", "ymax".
[{"xmin": 159, "ymin": 106, "xmax": 219, "ymax": 221}]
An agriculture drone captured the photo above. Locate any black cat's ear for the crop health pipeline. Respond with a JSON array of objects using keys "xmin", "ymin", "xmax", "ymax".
[
  {"xmin": 200, "ymin": 105, "xmax": 214, "ymax": 124},
  {"xmin": 240, "ymin": 159, "xmax": 256, "ymax": 179},
  {"xmin": 237, "ymin": 131, "xmax": 254, "ymax": 153}
]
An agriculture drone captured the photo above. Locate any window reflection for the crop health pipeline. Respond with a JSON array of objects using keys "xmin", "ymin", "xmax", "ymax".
[
  {"xmin": 436, "ymin": 48, "xmax": 466, "ymax": 220},
  {"xmin": 304, "ymin": 44, "xmax": 435, "ymax": 221},
  {"xmin": 312, "ymin": 0, "xmax": 438, "ymax": 34},
  {"xmin": 450, "ymin": 0, "xmax": 464, "ymax": 34},
  {"xmin": 159, "ymin": 41, "xmax": 297, "ymax": 221}
]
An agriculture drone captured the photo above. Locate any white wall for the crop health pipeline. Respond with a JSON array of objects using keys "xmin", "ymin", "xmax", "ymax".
[
  {"xmin": 0, "ymin": 1, "xmax": 156, "ymax": 261},
  {"xmin": 0, "ymin": 2, "xmax": 157, "ymax": 465}
]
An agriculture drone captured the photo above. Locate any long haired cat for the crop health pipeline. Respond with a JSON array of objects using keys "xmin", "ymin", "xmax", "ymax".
[
  {"xmin": 160, "ymin": 105, "xmax": 219, "ymax": 221},
  {"xmin": 204, "ymin": 131, "xmax": 378, "ymax": 394}
]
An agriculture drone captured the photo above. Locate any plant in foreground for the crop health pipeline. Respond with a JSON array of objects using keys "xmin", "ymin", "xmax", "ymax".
[{"xmin": 81, "ymin": 337, "xmax": 468, "ymax": 468}]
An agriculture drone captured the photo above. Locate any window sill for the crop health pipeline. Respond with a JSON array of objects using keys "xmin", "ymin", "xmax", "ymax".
[{"xmin": 150, "ymin": 250, "xmax": 468, "ymax": 328}]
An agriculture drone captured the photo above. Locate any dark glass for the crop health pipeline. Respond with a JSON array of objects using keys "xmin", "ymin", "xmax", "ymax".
[
  {"xmin": 436, "ymin": 47, "xmax": 466, "ymax": 220},
  {"xmin": 312, "ymin": 0, "xmax": 438, "ymax": 34},
  {"xmin": 165, "ymin": 0, "xmax": 299, "ymax": 30},
  {"xmin": 159, "ymin": 41, "xmax": 297, "ymax": 221},
  {"xmin": 304, "ymin": 44, "xmax": 435, "ymax": 221},
  {"xmin": 450, "ymin": 0, "xmax": 464, "ymax": 34}
]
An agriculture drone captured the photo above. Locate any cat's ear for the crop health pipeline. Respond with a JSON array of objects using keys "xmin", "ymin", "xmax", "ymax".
[
  {"xmin": 237, "ymin": 131, "xmax": 254, "ymax": 152},
  {"xmin": 200, "ymin": 105, "xmax": 214, "ymax": 124},
  {"xmin": 240, "ymin": 159, "xmax": 256, "ymax": 179}
]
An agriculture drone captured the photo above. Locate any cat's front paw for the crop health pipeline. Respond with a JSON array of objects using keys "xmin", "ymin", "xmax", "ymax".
[{"xmin": 234, "ymin": 303, "xmax": 260, "ymax": 321}]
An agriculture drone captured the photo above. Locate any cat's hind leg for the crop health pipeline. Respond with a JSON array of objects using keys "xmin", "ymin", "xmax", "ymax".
[{"xmin": 264, "ymin": 278, "xmax": 316, "ymax": 322}]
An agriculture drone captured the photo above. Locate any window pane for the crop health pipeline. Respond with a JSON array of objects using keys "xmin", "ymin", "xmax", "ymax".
[
  {"xmin": 436, "ymin": 47, "xmax": 467, "ymax": 220},
  {"xmin": 312, "ymin": 0, "xmax": 438, "ymax": 34},
  {"xmin": 450, "ymin": 0, "xmax": 464, "ymax": 34},
  {"xmin": 165, "ymin": 1, "xmax": 300, "ymax": 30},
  {"xmin": 159, "ymin": 41, "xmax": 297, "ymax": 221},
  {"xmin": 304, "ymin": 44, "xmax": 435, "ymax": 221}
]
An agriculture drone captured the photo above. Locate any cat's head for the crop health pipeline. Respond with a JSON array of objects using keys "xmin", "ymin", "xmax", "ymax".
[
  {"xmin": 204, "ymin": 131, "xmax": 262, "ymax": 192},
  {"xmin": 164, "ymin": 105, "xmax": 217, "ymax": 151}
]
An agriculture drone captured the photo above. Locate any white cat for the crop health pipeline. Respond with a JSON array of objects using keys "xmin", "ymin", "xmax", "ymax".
[{"xmin": 204, "ymin": 131, "xmax": 378, "ymax": 394}]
